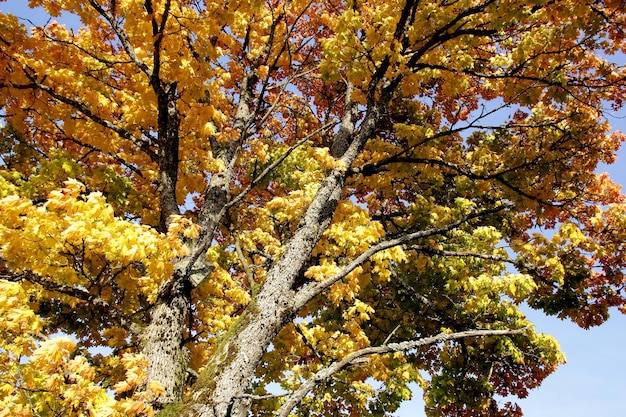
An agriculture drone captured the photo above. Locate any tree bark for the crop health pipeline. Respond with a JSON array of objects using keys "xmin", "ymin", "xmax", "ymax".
[
  {"xmin": 156, "ymin": 84, "xmax": 181, "ymax": 233},
  {"xmin": 141, "ymin": 273, "xmax": 190, "ymax": 407}
]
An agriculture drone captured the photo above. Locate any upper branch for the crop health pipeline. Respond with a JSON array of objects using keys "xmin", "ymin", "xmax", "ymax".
[
  {"xmin": 11, "ymin": 77, "xmax": 157, "ymax": 162},
  {"xmin": 88, "ymin": 0, "xmax": 153, "ymax": 78},
  {"xmin": 404, "ymin": 245, "xmax": 551, "ymax": 286},
  {"xmin": 294, "ymin": 202, "xmax": 515, "ymax": 309}
]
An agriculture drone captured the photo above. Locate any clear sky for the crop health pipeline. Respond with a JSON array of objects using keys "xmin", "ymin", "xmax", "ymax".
[{"xmin": 1, "ymin": 2, "xmax": 625, "ymax": 416}]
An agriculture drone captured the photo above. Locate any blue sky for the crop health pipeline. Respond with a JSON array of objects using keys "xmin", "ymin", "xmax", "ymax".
[{"xmin": 1, "ymin": 1, "xmax": 625, "ymax": 416}]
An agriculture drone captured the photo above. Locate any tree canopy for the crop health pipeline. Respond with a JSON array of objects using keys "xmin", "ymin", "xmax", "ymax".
[{"xmin": 0, "ymin": 0, "xmax": 625, "ymax": 416}]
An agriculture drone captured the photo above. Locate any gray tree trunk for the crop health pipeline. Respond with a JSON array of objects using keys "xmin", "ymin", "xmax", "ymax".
[{"xmin": 141, "ymin": 275, "xmax": 190, "ymax": 408}]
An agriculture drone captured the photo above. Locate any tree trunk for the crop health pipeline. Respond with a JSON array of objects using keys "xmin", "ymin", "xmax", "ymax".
[
  {"xmin": 141, "ymin": 274, "xmax": 190, "ymax": 408},
  {"xmin": 182, "ymin": 280, "xmax": 298, "ymax": 417}
]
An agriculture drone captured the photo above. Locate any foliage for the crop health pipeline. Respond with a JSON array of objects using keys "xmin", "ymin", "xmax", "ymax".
[{"xmin": 0, "ymin": 1, "xmax": 625, "ymax": 416}]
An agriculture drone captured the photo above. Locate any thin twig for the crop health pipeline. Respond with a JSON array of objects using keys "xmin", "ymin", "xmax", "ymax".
[{"xmin": 234, "ymin": 234, "xmax": 255, "ymax": 290}]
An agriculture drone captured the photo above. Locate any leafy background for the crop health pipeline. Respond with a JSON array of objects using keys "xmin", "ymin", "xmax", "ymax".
[{"xmin": 1, "ymin": 1, "xmax": 624, "ymax": 416}]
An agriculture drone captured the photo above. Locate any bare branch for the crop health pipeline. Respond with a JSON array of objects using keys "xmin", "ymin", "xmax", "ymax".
[
  {"xmin": 239, "ymin": 393, "xmax": 287, "ymax": 401},
  {"xmin": 36, "ymin": 27, "xmax": 133, "ymax": 68},
  {"xmin": 383, "ymin": 324, "xmax": 401, "ymax": 345},
  {"xmin": 391, "ymin": 273, "xmax": 450, "ymax": 324},
  {"xmin": 254, "ymin": 66, "xmax": 320, "ymax": 133},
  {"xmin": 234, "ymin": 234, "xmax": 255, "ymax": 290},
  {"xmin": 275, "ymin": 328, "xmax": 526, "ymax": 417}
]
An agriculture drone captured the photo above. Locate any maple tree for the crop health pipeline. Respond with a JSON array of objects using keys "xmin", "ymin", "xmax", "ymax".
[{"xmin": 0, "ymin": 0, "xmax": 625, "ymax": 416}]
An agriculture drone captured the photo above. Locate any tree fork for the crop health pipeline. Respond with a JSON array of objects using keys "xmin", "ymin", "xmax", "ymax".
[
  {"xmin": 177, "ymin": 157, "xmax": 348, "ymax": 417},
  {"xmin": 148, "ymin": 72, "xmax": 260, "ymax": 411},
  {"xmin": 175, "ymin": 82, "xmax": 388, "ymax": 417}
]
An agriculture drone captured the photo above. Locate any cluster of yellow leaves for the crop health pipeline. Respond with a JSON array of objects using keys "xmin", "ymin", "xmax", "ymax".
[
  {"xmin": 367, "ymin": 351, "xmax": 422, "ymax": 404},
  {"xmin": 0, "ymin": 179, "xmax": 176, "ymax": 304},
  {"xmin": 266, "ymin": 190, "xmax": 313, "ymax": 223},
  {"xmin": 272, "ymin": 146, "xmax": 345, "ymax": 196},
  {"xmin": 509, "ymin": 222, "xmax": 593, "ymax": 287},
  {"xmin": 460, "ymin": 273, "xmax": 538, "ymax": 316},
  {"xmin": 2, "ymin": 338, "xmax": 163, "ymax": 417},
  {"xmin": 316, "ymin": 201, "xmax": 386, "ymax": 258},
  {"xmin": 320, "ymin": 0, "xmax": 404, "ymax": 87},
  {"xmin": 307, "ymin": 200, "xmax": 408, "ymax": 304},
  {"xmin": 0, "ymin": 281, "xmax": 42, "ymax": 359},
  {"xmin": 113, "ymin": 353, "xmax": 165, "ymax": 417},
  {"xmin": 0, "ymin": 176, "xmax": 184, "ymax": 415},
  {"xmin": 198, "ymin": 262, "xmax": 251, "ymax": 307},
  {"xmin": 167, "ymin": 214, "xmax": 203, "ymax": 255},
  {"xmin": 0, "ymin": 281, "xmax": 100, "ymax": 417},
  {"xmin": 260, "ymin": 294, "xmax": 386, "ymax": 406},
  {"xmin": 0, "ymin": 281, "xmax": 166, "ymax": 417},
  {"xmin": 180, "ymin": 245, "xmax": 254, "ymax": 371},
  {"xmin": 262, "ymin": 310, "xmax": 422, "ymax": 416},
  {"xmin": 0, "ymin": 335, "xmax": 117, "ymax": 417},
  {"xmin": 342, "ymin": 299, "xmax": 375, "ymax": 323},
  {"xmin": 293, "ymin": 317, "xmax": 371, "ymax": 368}
]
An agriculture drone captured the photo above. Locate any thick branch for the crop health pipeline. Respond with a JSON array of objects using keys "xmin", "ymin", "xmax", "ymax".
[
  {"xmin": 181, "ymin": 72, "xmax": 258, "ymax": 281},
  {"xmin": 330, "ymin": 81, "xmax": 358, "ymax": 158},
  {"xmin": 275, "ymin": 328, "xmax": 526, "ymax": 417},
  {"xmin": 406, "ymin": 245, "xmax": 516, "ymax": 264},
  {"xmin": 179, "ymin": 73, "xmax": 371, "ymax": 417}
]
